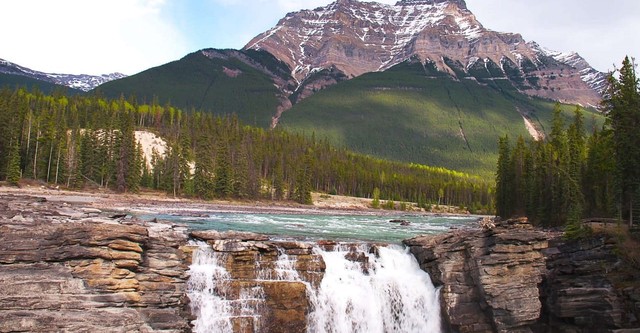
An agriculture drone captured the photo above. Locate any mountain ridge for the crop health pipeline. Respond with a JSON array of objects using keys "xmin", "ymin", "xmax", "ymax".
[{"xmin": 0, "ymin": 58, "xmax": 126, "ymax": 92}]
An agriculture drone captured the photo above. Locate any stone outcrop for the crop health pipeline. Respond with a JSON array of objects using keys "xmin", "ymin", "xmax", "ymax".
[
  {"xmin": 539, "ymin": 236, "xmax": 640, "ymax": 332},
  {"xmin": 405, "ymin": 217, "xmax": 640, "ymax": 333},
  {"xmin": 0, "ymin": 194, "xmax": 191, "ymax": 332}
]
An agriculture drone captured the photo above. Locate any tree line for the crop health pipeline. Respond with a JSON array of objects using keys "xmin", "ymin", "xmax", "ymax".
[
  {"xmin": 0, "ymin": 88, "xmax": 494, "ymax": 211},
  {"xmin": 495, "ymin": 57, "xmax": 640, "ymax": 231}
]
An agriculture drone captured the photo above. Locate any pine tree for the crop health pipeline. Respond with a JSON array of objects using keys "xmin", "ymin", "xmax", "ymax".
[
  {"xmin": 193, "ymin": 121, "xmax": 215, "ymax": 199},
  {"xmin": 604, "ymin": 56, "xmax": 640, "ymax": 226},
  {"xmin": 6, "ymin": 140, "xmax": 21, "ymax": 185},
  {"xmin": 495, "ymin": 135, "xmax": 513, "ymax": 218},
  {"xmin": 214, "ymin": 142, "xmax": 233, "ymax": 198},
  {"xmin": 273, "ymin": 158, "xmax": 285, "ymax": 201},
  {"xmin": 293, "ymin": 152, "xmax": 313, "ymax": 205}
]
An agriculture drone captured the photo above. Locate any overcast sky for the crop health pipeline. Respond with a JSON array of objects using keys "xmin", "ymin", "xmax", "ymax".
[{"xmin": 1, "ymin": 0, "xmax": 638, "ymax": 75}]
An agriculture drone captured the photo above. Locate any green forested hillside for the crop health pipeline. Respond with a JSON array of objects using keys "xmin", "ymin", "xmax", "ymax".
[
  {"xmin": 96, "ymin": 49, "xmax": 287, "ymax": 128},
  {"xmin": 279, "ymin": 60, "xmax": 604, "ymax": 177},
  {"xmin": 0, "ymin": 88, "xmax": 494, "ymax": 211}
]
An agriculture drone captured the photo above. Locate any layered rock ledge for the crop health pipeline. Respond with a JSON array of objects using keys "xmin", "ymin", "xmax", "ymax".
[
  {"xmin": 0, "ymin": 193, "xmax": 325, "ymax": 333},
  {"xmin": 404, "ymin": 218, "xmax": 640, "ymax": 333},
  {"xmin": 0, "ymin": 194, "xmax": 192, "ymax": 332}
]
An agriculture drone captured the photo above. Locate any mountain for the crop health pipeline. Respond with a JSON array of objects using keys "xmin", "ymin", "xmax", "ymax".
[
  {"xmin": 95, "ymin": 0, "xmax": 608, "ymax": 176},
  {"xmin": 0, "ymin": 58, "xmax": 126, "ymax": 92},
  {"xmin": 245, "ymin": 0, "xmax": 606, "ymax": 108},
  {"xmin": 97, "ymin": 49, "xmax": 295, "ymax": 128}
]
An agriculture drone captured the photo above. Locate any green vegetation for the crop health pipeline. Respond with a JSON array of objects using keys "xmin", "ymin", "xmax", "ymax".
[
  {"xmin": 280, "ymin": 60, "xmax": 603, "ymax": 178},
  {"xmin": 603, "ymin": 56, "xmax": 640, "ymax": 227},
  {"xmin": 96, "ymin": 50, "xmax": 285, "ymax": 128},
  {"xmin": 0, "ymin": 87, "xmax": 493, "ymax": 211},
  {"xmin": 496, "ymin": 105, "xmax": 605, "ymax": 230},
  {"xmin": 496, "ymin": 56, "xmax": 640, "ymax": 230}
]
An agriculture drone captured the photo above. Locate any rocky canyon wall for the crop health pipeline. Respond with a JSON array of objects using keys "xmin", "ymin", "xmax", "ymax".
[{"xmin": 405, "ymin": 218, "xmax": 640, "ymax": 333}]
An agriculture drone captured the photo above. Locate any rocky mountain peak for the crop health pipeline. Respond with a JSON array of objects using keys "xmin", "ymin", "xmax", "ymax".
[{"xmin": 245, "ymin": 0, "xmax": 605, "ymax": 106}]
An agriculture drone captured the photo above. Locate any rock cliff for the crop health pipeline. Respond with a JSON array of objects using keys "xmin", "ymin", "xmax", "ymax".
[
  {"xmin": 0, "ymin": 194, "xmax": 191, "ymax": 332},
  {"xmin": 404, "ymin": 218, "xmax": 640, "ymax": 333}
]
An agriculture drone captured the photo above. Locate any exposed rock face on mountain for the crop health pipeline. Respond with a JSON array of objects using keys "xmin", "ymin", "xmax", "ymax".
[
  {"xmin": 200, "ymin": 49, "xmax": 298, "ymax": 127},
  {"xmin": 405, "ymin": 218, "xmax": 640, "ymax": 333},
  {"xmin": 245, "ymin": 0, "xmax": 605, "ymax": 106},
  {"xmin": 0, "ymin": 58, "xmax": 126, "ymax": 91}
]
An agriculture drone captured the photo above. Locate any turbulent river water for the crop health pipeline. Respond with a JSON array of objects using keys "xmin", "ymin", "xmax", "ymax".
[{"xmin": 147, "ymin": 211, "xmax": 479, "ymax": 243}]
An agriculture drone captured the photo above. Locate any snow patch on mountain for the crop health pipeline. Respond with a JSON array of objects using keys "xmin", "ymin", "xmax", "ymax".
[
  {"xmin": 527, "ymin": 41, "xmax": 607, "ymax": 94},
  {"xmin": 0, "ymin": 58, "xmax": 126, "ymax": 91}
]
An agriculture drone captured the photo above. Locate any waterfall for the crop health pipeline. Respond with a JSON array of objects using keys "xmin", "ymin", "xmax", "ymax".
[
  {"xmin": 187, "ymin": 242, "xmax": 441, "ymax": 333},
  {"xmin": 187, "ymin": 243, "xmax": 235, "ymax": 333},
  {"xmin": 308, "ymin": 245, "xmax": 441, "ymax": 333}
]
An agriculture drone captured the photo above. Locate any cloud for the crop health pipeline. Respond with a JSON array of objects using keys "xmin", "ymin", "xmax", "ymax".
[{"xmin": 1, "ymin": 0, "xmax": 188, "ymax": 75}]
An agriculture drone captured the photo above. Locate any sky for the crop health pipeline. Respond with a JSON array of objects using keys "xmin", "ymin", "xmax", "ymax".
[{"xmin": 1, "ymin": 0, "xmax": 638, "ymax": 75}]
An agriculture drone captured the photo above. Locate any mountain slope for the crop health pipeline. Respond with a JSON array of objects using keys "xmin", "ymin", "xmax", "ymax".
[
  {"xmin": 96, "ymin": 49, "xmax": 296, "ymax": 128},
  {"xmin": 245, "ymin": 0, "xmax": 605, "ymax": 107},
  {"xmin": 0, "ymin": 58, "xmax": 125, "ymax": 92},
  {"xmin": 279, "ymin": 58, "xmax": 604, "ymax": 177}
]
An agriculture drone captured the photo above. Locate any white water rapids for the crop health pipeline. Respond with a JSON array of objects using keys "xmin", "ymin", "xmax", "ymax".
[{"xmin": 187, "ymin": 242, "xmax": 442, "ymax": 333}]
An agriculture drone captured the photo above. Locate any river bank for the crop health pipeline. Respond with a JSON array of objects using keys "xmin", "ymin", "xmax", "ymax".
[{"xmin": 0, "ymin": 183, "xmax": 471, "ymax": 218}]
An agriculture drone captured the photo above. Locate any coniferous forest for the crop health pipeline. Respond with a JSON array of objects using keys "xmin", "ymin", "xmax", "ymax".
[
  {"xmin": 496, "ymin": 57, "xmax": 640, "ymax": 233},
  {"xmin": 0, "ymin": 87, "xmax": 494, "ymax": 212}
]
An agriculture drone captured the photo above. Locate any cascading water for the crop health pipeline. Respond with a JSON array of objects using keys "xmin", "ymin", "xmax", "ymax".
[
  {"xmin": 187, "ymin": 242, "xmax": 235, "ymax": 333},
  {"xmin": 307, "ymin": 245, "xmax": 441, "ymax": 333},
  {"xmin": 187, "ymin": 242, "xmax": 441, "ymax": 333}
]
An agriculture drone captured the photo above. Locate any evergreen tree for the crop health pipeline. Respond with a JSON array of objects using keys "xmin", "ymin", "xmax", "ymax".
[
  {"xmin": 273, "ymin": 158, "xmax": 285, "ymax": 201},
  {"xmin": 604, "ymin": 56, "xmax": 640, "ymax": 226},
  {"xmin": 293, "ymin": 152, "xmax": 313, "ymax": 205},
  {"xmin": 214, "ymin": 142, "xmax": 233, "ymax": 198},
  {"xmin": 495, "ymin": 135, "xmax": 513, "ymax": 218},
  {"xmin": 6, "ymin": 140, "xmax": 21, "ymax": 185}
]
